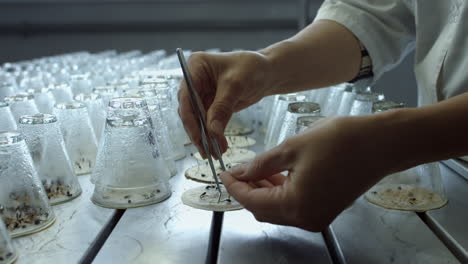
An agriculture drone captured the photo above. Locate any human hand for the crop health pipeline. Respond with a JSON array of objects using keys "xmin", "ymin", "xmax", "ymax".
[
  {"xmin": 178, "ymin": 51, "xmax": 272, "ymax": 158},
  {"xmin": 220, "ymin": 116, "xmax": 395, "ymax": 232}
]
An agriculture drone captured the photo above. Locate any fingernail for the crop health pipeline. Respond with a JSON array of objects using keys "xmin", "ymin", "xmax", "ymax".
[
  {"xmin": 210, "ymin": 120, "xmax": 224, "ymax": 136},
  {"xmin": 219, "ymin": 171, "xmax": 229, "ymax": 180},
  {"xmin": 229, "ymin": 164, "xmax": 248, "ymax": 178}
]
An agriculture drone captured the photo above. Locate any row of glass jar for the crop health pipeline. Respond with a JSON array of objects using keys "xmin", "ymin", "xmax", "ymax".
[
  {"xmin": 0, "ymin": 50, "xmax": 198, "ymax": 242},
  {"xmin": 0, "ymin": 96, "xmax": 182, "ymax": 238},
  {"xmin": 0, "ymin": 49, "xmax": 168, "ymax": 95},
  {"xmin": 0, "ymin": 49, "xmax": 219, "ymax": 263},
  {"xmin": 257, "ymin": 84, "xmax": 447, "ymax": 213}
]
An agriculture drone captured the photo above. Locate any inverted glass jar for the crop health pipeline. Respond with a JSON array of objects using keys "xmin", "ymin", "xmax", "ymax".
[
  {"xmin": 91, "ymin": 114, "xmax": 171, "ymax": 209},
  {"xmin": 256, "ymin": 95, "xmax": 275, "ymax": 134},
  {"xmin": 107, "ymin": 97, "xmax": 177, "ymax": 176},
  {"xmin": 295, "ymin": 115, "xmax": 326, "ymax": 135},
  {"xmin": 263, "ymin": 95, "xmax": 280, "ymax": 142},
  {"xmin": 141, "ymin": 77, "xmax": 192, "ymax": 145},
  {"xmin": 0, "ymin": 131, "xmax": 56, "ymax": 237},
  {"xmin": 54, "ymin": 102, "xmax": 98, "ymax": 175},
  {"xmin": 0, "ymin": 82, "xmax": 15, "ymax": 102},
  {"xmin": 313, "ymin": 87, "xmax": 331, "ymax": 107},
  {"xmin": 321, "ymin": 83, "xmax": 348, "ymax": 116},
  {"xmin": 4, "ymin": 93, "xmax": 39, "ymax": 122},
  {"xmin": 265, "ymin": 94, "xmax": 307, "ymax": 150},
  {"xmin": 137, "ymin": 89, "xmax": 186, "ymax": 160},
  {"xmin": 365, "ymin": 163, "xmax": 448, "ymax": 212},
  {"xmin": 50, "ymin": 83, "xmax": 74, "ymax": 104},
  {"xmin": 18, "ymin": 114, "xmax": 82, "ymax": 205},
  {"xmin": 92, "ymin": 85, "xmax": 119, "ymax": 107},
  {"xmin": 349, "ymin": 92, "xmax": 385, "ymax": 116},
  {"xmin": 27, "ymin": 87, "xmax": 56, "ymax": 114},
  {"xmin": 70, "ymin": 74, "xmax": 92, "ymax": 95},
  {"xmin": 336, "ymin": 86, "xmax": 371, "ymax": 116},
  {"xmin": 0, "ymin": 218, "xmax": 17, "ymax": 264},
  {"xmin": 74, "ymin": 93, "xmax": 107, "ymax": 144},
  {"xmin": 276, "ymin": 102, "xmax": 321, "ymax": 146},
  {"xmin": 0, "ymin": 103, "xmax": 17, "ymax": 131}
]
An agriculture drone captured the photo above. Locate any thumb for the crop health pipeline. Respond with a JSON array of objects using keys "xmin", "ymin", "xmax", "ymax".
[{"xmin": 232, "ymin": 144, "xmax": 294, "ymax": 182}]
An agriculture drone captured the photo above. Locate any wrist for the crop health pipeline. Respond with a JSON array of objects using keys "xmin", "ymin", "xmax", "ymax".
[
  {"xmin": 337, "ymin": 110, "xmax": 416, "ymax": 177},
  {"xmin": 258, "ymin": 40, "xmax": 296, "ymax": 95}
]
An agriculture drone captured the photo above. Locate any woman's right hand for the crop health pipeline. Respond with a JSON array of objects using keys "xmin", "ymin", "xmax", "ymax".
[{"xmin": 178, "ymin": 51, "xmax": 274, "ymax": 157}]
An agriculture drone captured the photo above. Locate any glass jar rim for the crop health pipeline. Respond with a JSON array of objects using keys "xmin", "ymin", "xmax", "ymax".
[
  {"xmin": 26, "ymin": 87, "xmax": 52, "ymax": 94},
  {"xmin": 55, "ymin": 101, "xmax": 86, "ymax": 110},
  {"xmin": 279, "ymin": 94, "xmax": 306, "ymax": 102},
  {"xmin": 109, "ymin": 97, "xmax": 147, "ymax": 109},
  {"xmin": 107, "ymin": 115, "xmax": 149, "ymax": 127},
  {"xmin": 372, "ymin": 101, "xmax": 405, "ymax": 113},
  {"xmin": 0, "ymin": 131, "xmax": 23, "ymax": 145},
  {"xmin": 355, "ymin": 92, "xmax": 385, "ymax": 102},
  {"xmin": 74, "ymin": 93, "xmax": 102, "ymax": 102},
  {"xmin": 287, "ymin": 102, "xmax": 321, "ymax": 114},
  {"xmin": 5, "ymin": 93, "xmax": 34, "ymax": 102},
  {"xmin": 19, "ymin": 113, "xmax": 57, "ymax": 125},
  {"xmin": 296, "ymin": 115, "xmax": 325, "ymax": 127}
]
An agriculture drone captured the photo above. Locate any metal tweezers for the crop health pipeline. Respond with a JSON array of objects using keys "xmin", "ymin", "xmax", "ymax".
[{"xmin": 176, "ymin": 48, "xmax": 227, "ymax": 202}]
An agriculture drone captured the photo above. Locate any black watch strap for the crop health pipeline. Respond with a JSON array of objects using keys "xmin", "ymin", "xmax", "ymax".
[{"xmin": 349, "ymin": 41, "xmax": 373, "ymax": 83}]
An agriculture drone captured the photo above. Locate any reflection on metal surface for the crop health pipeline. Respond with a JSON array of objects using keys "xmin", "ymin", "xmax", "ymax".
[
  {"xmin": 442, "ymin": 159, "xmax": 468, "ymax": 181},
  {"xmin": 425, "ymin": 164, "xmax": 468, "ymax": 262},
  {"xmin": 331, "ymin": 197, "xmax": 459, "ymax": 263},
  {"xmin": 218, "ymin": 209, "xmax": 333, "ymax": 264},
  {"xmin": 93, "ymin": 145, "xmax": 214, "ymax": 264}
]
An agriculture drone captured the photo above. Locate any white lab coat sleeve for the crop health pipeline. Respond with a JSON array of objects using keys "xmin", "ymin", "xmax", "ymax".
[{"xmin": 314, "ymin": 0, "xmax": 416, "ymax": 87}]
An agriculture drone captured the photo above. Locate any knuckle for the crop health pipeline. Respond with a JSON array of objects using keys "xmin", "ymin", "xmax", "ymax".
[
  {"xmin": 188, "ymin": 52, "xmax": 210, "ymax": 69},
  {"xmin": 279, "ymin": 139, "xmax": 297, "ymax": 162},
  {"xmin": 188, "ymin": 52, "xmax": 205, "ymax": 63},
  {"xmin": 211, "ymin": 101, "xmax": 232, "ymax": 120},
  {"xmin": 248, "ymin": 156, "xmax": 266, "ymax": 174}
]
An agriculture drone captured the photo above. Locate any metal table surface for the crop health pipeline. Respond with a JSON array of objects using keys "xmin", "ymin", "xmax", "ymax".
[
  {"xmin": 9, "ymin": 136, "xmax": 468, "ymax": 264},
  {"xmin": 93, "ymin": 146, "xmax": 215, "ymax": 264},
  {"xmin": 426, "ymin": 163, "xmax": 468, "ymax": 262},
  {"xmin": 12, "ymin": 174, "xmax": 118, "ymax": 263},
  {"xmin": 217, "ymin": 209, "xmax": 333, "ymax": 264},
  {"xmin": 442, "ymin": 159, "xmax": 468, "ymax": 180},
  {"xmin": 329, "ymin": 197, "xmax": 459, "ymax": 264}
]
